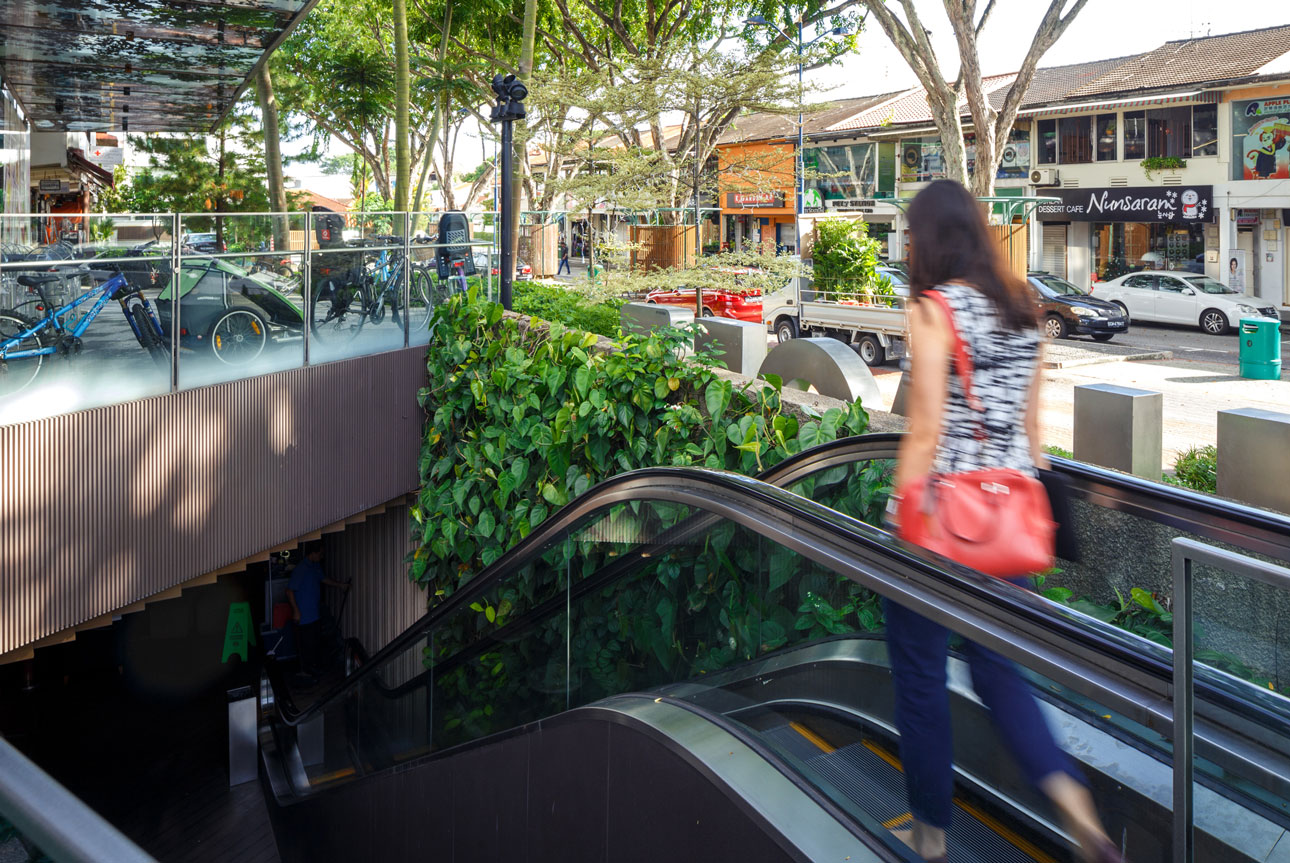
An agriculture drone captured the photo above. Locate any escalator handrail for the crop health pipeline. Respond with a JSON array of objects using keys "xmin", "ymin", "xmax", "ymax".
[
  {"xmin": 266, "ymin": 434, "xmax": 904, "ymax": 722},
  {"xmin": 268, "ymin": 463, "xmax": 1289, "ymax": 791}
]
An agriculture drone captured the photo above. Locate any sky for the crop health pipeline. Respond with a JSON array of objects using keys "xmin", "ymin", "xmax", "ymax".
[{"xmin": 289, "ymin": 0, "xmax": 1290, "ymax": 200}]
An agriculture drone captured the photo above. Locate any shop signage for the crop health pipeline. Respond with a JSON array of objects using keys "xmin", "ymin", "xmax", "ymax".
[
  {"xmin": 1234, "ymin": 208, "xmax": 1260, "ymax": 226},
  {"xmin": 803, "ymin": 188, "xmax": 825, "ymax": 213},
  {"xmin": 1231, "ymin": 98, "xmax": 1290, "ymax": 181},
  {"xmin": 826, "ymin": 198, "xmax": 877, "ymax": 212},
  {"xmin": 726, "ymin": 190, "xmax": 784, "ymax": 208},
  {"xmin": 85, "ymin": 146, "xmax": 123, "ymax": 168},
  {"xmin": 38, "ymin": 178, "xmax": 62, "ymax": 192},
  {"xmin": 1036, "ymin": 185, "xmax": 1215, "ymax": 224}
]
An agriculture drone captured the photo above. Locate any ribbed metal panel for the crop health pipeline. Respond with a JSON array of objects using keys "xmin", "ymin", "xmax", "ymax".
[
  {"xmin": 322, "ymin": 502, "xmax": 426, "ymax": 655},
  {"xmin": 0, "ymin": 348, "xmax": 428, "ymax": 656}
]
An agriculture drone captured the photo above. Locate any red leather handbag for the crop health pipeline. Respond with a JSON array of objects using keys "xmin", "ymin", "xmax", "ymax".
[{"xmin": 894, "ymin": 291, "xmax": 1055, "ymax": 578}]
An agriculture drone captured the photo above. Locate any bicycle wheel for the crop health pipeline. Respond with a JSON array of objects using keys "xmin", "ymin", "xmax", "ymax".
[
  {"xmin": 129, "ymin": 303, "xmax": 171, "ymax": 371},
  {"xmin": 310, "ymin": 276, "xmax": 368, "ymax": 343},
  {"xmin": 0, "ymin": 310, "xmax": 48, "ymax": 396},
  {"xmin": 409, "ymin": 268, "xmax": 433, "ymax": 331},
  {"xmin": 209, "ymin": 308, "xmax": 268, "ymax": 365}
]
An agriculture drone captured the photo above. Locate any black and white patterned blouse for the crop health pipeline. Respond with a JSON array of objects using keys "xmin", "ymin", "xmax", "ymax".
[{"xmin": 928, "ymin": 282, "xmax": 1040, "ymax": 477}]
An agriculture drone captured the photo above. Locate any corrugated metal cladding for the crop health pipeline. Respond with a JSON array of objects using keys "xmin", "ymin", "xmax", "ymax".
[
  {"xmin": 321, "ymin": 502, "xmax": 426, "ymax": 656},
  {"xmin": 0, "ymin": 348, "xmax": 429, "ymax": 657}
]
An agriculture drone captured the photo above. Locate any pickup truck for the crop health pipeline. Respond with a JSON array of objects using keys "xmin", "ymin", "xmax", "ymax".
[{"xmin": 762, "ymin": 275, "xmax": 908, "ymax": 366}]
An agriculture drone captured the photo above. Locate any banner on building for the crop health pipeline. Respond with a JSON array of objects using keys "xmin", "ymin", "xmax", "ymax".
[
  {"xmin": 1231, "ymin": 99, "xmax": 1290, "ymax": 181},
  {"xmin": 1036, "ymin": 185, "xmax": 1215, "ymax": 224}
]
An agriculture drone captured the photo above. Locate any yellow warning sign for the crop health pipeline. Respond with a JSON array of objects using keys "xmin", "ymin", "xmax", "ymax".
[{"xmin": 222, "ymin": 601, "xmax": 256, "ymax": 663}]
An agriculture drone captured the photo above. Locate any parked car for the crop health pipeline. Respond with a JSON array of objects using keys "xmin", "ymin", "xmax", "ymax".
[
  {"xmin": 155, "ymin": 256, "xmax": 303, "ymax": 364},
  {"xmin": 1090, "ymin": 270, "xmax": 1279, "ymax": 335},
  {"xmin": 876, "ymin": 266, "xmax": 910, "ymax": 298},
  {"xmin": 1028, "ymin": 272, "xmax": 1128, "ymax": 341},
  {"xmin": 182, "ymin": 232, "xmax": 225, "ymax": 254},
  {"xmin": 646, "ymin": 275, "xmax": 765, "ymax": 322},
  {"xmin": 469, "ymin": 251, "xmax": 531, "ymax": 280}
]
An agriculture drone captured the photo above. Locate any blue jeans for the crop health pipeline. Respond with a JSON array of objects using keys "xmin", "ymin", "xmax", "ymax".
[
  {"xmin": 884, "ymin": 597, "xmax": 1078, "ymax": 829},
  {"xmin": 557, "ymin": 257, "xmax": 571, "ymax": 274}
]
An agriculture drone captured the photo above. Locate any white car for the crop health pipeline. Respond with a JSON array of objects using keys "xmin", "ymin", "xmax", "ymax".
[{"xmin": 1090, "ymin": 270, "xmax": 1279, "ymax": 335}]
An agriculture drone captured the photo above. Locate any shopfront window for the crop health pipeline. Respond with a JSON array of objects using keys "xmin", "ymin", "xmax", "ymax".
[
  {"xmin": 1096, "ymin": 113, "xmax": 1117, "ymax": 161},
  {"xmin": 1037, "ymin": 119, "xmax": 1057, "ymax": 164},
  {"xmin": 877, "ymin": 141, "xmax": 896, "ymax": 196},
  {"xmin": 804, "ymin": 142, "xmax": 877, "ymax": 202},
  {"xmin": 1058, "ymin": 116, "xmax": 1093, "ymax": 164},
  {"xmin": 1124, "ymin": 111, "xmax": 1146, "ymax": 160},
  {"xmin": 1093, "ymin": 221, "xmax": 1205, "ymax": 281},
  {"xmin": 1146, "ymin": 106, "xmax": 1191, "ymax": 159},
  {"xmin": 1, "ymin": 81, "xmax": 30, "ymax": 247},
  {"xmin": 1191, "ymin": 104, "xmax": 1217, "ymax": 156},
  {"xmin": 1230, "ymin": 97, "xmax": 1290, "ymax": 180},
  {"xmin": 899, "ymin": 137, "xmax": 946, "ymax": 182}
]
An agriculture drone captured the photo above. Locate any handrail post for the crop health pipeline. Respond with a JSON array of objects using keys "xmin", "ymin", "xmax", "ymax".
[
  {"xmin": 403, "ymin": 211, "xmax": 411, "ymax": 348},
  {"xmin": 170, "ymin": 212, "xmax": 181, "ymax": 392},
  {"xmin": 1171, "ymin": 541, "xmax": 1193, "ymax": 863},
  {"xmin": 302, "ymin": 211, "xmax": 312, "ymax": 367}
]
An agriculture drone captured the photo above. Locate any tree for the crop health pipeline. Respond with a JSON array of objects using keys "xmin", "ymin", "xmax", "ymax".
[
  {"xmin": 861, "ymin": 0, "xmax": 1089, "ymax": 196},
  {"xmin": 256, "ymin": 65, "xmax": 290, "ymax": 251},
  {"xmin": 393, "ymin": 0, "xmax": 412, "ymax": 211}
]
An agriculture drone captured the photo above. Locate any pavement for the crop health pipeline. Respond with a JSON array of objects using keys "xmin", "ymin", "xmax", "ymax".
[{"xmin": 863, "ymin": 322, "xmax": 1290, "ymax": 471}]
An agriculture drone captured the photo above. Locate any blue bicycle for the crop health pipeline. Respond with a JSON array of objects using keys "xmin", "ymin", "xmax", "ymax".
[{"xmin": 0, "ymin": 260, "xmax": 169, "ymax": 396}]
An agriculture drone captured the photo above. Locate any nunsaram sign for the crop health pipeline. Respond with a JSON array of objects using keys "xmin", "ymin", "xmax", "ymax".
[{"xmin": 1036, "ymin": 185, "xmax": 1215, "ymax": 224}]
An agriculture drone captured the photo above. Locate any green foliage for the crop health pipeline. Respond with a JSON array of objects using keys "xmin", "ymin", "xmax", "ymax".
[
  {"xmin": 511, "ymin": 282, "xmax": 623, "ymax": 338},
  {"xmin": 1164, "ymin": 445, "xmax": 1217, "ymax": 494},
  {"xmin": 1042, "ymin": 444, "xmax": 1073, "ymax": 459},
  {"xmin": 1031, "ymin": 575, "xmax": 1277, "ymax": 692},
  {"xmin": 411, "ymin": 288, "xmax": 871, "ymax": 593},
  {"xmin": 810, "ymin": 218, "xmax": 890, "ymax": 302},
  {"xmin": 1140, "ymin": 156, "xmax": 1187, "ymax": 180}
]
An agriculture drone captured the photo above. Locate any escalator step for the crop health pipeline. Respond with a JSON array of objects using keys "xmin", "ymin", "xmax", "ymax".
[
  {"xmin": 762, "ymin": 723, "xmax": 835, "ymax": 763},
  {"xmin": 810, "ymin": 741, "xmax": 1052, "ymax": 863}
]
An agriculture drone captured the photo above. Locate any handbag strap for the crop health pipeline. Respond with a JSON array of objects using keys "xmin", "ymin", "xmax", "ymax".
[{"xmin": 920, "ymin": 288, "xmax": 985, "ymax": 413}]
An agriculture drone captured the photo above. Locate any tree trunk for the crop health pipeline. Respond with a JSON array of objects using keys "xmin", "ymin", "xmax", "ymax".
[
  {"xmin": 412, "ymin": 3, "xmax": 453, "ymax": 222},
  {"xmin": 969, "ymin": 121, "xmax": 999, "ymax": 198},
  {"xmin": 930, "ymin": 98, "xmax": 969, "ymax": 187},
  {"xmin": 510, "ymin": 0, "xmax": 538, "ymax": 267},
  {"xmin": 393, "ymin": 0, "xmax": 411, "ymax": 212},
  {"xmin": 256, "ymin": 65, "xmax": 290, "ymax": 252}
]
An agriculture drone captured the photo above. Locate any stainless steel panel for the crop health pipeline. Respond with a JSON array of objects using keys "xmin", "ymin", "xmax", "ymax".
[
  {"xmin": 695, "ymin": 318, "xmax": 768, "ymax": 375},
  {"xmin": 758, "ymin": 337, "xmax": 881, "ymax": 405},
  {"xmin": 1073, "ymin": 383, "xmax": 1163, "ymax": 481},
  {"xmin": 1217, "ymin": 408, "xmax": 1290, "ymax": 514}
]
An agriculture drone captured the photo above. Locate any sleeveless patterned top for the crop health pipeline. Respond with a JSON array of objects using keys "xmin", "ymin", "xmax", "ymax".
[{"xmin": 928, "ymin": 282, "xmax": 1040, "ymax": 477}]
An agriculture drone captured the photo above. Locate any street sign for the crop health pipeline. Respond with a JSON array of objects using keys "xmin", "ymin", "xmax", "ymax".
[{"xmin": 38, "ymin": 178, "xmax": 63, "ymax": 192}]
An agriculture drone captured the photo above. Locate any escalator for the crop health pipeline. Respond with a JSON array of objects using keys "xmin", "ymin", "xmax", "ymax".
[{"xmin": 260, "ymin": 435, "xmax": 1290, "ymax": 863}]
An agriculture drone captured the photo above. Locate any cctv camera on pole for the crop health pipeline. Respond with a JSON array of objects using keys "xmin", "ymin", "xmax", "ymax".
[{"xmin": 489, "ymin": 73, "xmax": 528, "ymax": 311}]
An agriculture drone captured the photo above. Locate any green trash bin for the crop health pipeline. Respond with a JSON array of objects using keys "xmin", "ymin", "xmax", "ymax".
[{"xmin": 1238, "ymin": 317, "xmax": 1282, "ymax": 380}]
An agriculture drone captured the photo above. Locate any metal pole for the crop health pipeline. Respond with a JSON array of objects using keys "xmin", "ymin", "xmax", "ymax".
[
  {"xmin": 797, "ymin": 21, "xmax": 804, "ymax": 257},
  {"xmin": 169, "ymin": 213, "xmax": 180, "ymax": 392},
  {"xmin": 1172, "ymin": 546, "xmax": 1194, "ymax": 863},
  {"xmin": 402, "ymin": 211, "xmax": 411, "ymax": 348},
  {"xmin": 500, "ymin": 116, "xmax": 515, "ymax": 311},
  {"xmin": 302, "ymin": 211, "xmax": 312, "ymax": 367}
]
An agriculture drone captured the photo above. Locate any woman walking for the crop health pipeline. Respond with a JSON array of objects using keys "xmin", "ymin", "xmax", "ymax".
[{"xmin": 889, "ymin": 179, "xmax": 1124, "ymax": 863}]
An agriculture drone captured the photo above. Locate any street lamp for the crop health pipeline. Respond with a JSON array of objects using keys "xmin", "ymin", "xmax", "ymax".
[
  {"xmin": 745, "ymin": 15, "xmax": 852, "ymax": 255},
  {"xmin": 489, "ymin": 73, "xmax": 528, "ymax": 311}
]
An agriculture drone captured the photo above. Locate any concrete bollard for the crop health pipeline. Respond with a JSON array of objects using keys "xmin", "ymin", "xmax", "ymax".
[
  {"xmin": 620, "ymin": 302, "xmax": 695, "ymax": 338},
  {"xmin": 1073, "ymin": 383, "xmax": 1163, "ymax": 480},
  {"xmin": 1217, "ymin": 408, "xmax": 1290, "ymax": 513},
  {"xmin": 695, "ymin": 318, "xmax": 768, "ymax": 375}
]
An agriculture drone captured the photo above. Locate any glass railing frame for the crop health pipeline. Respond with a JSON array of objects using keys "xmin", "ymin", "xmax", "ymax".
[
  {"xmin": 0, "ymin": 735, "xmax": 155, "ymax": 863},
  {"xmin": 267, "ymin": 464, "xmax": 1290, "ymax": 821}
]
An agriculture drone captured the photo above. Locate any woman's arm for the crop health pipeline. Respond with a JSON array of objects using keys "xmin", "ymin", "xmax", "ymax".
[
  {"xmin": 1024, "ymin": 352, "xmax": 1050, "ymax": 470},
  {"xmin": 894, "ymin": 297, "xmax": 953, "ymax": 491}
]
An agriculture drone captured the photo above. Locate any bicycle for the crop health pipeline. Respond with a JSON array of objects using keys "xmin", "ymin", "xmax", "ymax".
[
  {"xmin": 308, "ymin": 236, "xmax": 433, "ymax": 343},
  {"xmin": 0, "ymin": 261, "xmax": 170, "ymax": 396}
]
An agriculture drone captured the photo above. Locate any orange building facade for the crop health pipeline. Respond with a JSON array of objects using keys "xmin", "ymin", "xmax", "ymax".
[{"xmin": 716, "ymin": 139, "xmax": 798, "ymax": 254}]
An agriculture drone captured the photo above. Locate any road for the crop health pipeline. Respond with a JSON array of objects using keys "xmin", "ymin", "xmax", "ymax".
[{"xmin": 1052, "ymin": 318, "xmax": 1290, "ymax": 367}]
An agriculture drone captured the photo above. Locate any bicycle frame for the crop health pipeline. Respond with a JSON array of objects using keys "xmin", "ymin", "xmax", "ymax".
[{"xmin": 1, "ymin": 273, "xmax": 160, "ymax": 360}]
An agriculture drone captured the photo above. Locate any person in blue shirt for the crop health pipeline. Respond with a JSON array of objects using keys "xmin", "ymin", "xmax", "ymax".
[{"xmin": 286, "ymin": 543, "xmax": 349, "ymax": 680}]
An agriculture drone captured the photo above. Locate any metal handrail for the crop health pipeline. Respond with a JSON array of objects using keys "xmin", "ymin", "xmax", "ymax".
[
  {"xmin": 1171, "ymin": 538, "xmax": 1290, "ymax": 863},
  {"xmin": 0, "ymin": 736, "xmax": 155, "ymax": 863}
]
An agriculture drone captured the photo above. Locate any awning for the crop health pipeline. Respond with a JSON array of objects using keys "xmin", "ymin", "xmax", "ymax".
[
  {"xmin": 1018, "ymin": 90, "xmax": 1219, "ymax": 117},
  {"xmin": 0, "ymin": 0, "xmax": 318, "ymax": 133}
]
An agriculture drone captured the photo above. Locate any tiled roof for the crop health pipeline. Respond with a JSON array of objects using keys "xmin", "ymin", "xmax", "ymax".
[
  {"xmin": 989, "ymin": 55, "xmax": 1145, "ymax": 110},
  {"xmin": 1063, "ymin": 24, "xmax": 1290, "ymax": 98},
  {"xmin": 717, "ymin": 91, "xmax": 904, "ymax": 145},
  {"xmin": 829, "ymin": 73, "xmax": 1016, "ymax": 132}
]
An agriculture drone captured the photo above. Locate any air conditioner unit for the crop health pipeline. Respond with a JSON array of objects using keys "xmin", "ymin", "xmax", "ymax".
[{"xmin": 1030, "ymin": 168, "xmax": 1059, "ymax": 186}]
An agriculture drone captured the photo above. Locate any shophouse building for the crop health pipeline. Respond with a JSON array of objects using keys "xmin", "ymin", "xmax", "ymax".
[{"xmin": 716, "ymin": 24, "xmax": 1290, "ymax": 318}]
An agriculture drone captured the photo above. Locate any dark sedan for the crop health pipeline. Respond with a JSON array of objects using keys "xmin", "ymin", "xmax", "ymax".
[{"xmin": 1028, "ymin": 272, "xmax": 1129, "ymax": 342}]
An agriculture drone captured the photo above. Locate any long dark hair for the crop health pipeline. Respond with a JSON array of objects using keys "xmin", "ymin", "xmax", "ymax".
[{"xmin": 905, "ymin": 179, "xmax": 1038, "ymax": 331}]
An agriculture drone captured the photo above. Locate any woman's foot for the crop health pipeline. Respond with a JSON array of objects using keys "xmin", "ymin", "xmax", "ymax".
[{"xmin": 892, "ymin": 820, "xmax": 947, "ymax": 861}]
